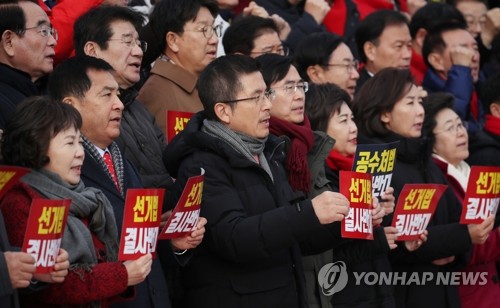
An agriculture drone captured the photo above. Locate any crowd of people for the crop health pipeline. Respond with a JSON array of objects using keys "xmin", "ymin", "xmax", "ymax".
[{"xmin": 0, "ymin": 0, "xmax": 499, "ymax": 307}]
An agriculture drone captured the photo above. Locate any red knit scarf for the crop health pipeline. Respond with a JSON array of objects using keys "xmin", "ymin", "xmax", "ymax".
[
  {"xmin": 326, "ymin": 149, "xmax": 354, "ymax": 171},
  {"xmin": 484, "ymin": 114, "xmax": 500, "ymax": 136},
  {"xmin": 270, "ymin": 116, "xmax": 314, "ymax": 193}
]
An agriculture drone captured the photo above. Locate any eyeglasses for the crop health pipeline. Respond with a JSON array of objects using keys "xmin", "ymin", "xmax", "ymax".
[
  {"xmin": 108, "ymin": 34, "xmax": 147, "ymax": 52},
  {"xmin": 272, "ymin": 81, "xmax": 309, "ymax": 95},
  {"xmin": 325, "ymin": 59, "xmax": 359, "ymax": 74},
  {"xmin": 185, "ymin": 24, "xmax": 223, "ymax": 39},
  {"xmin": 24, "ymin": 24, "xmax": 58, "ymax": 41},
  {"xmin": 435, "ymin": 120, "xmax": 468, "ymax": 135},
  {"xmin": 464, "ymin": 15, "xmax": 486, "ymax": 29},
  {"xmin": 223, "ymin": 88, "xmax": 276, "ymax": 105},
  {"xmin": 250, "ymin": 45, "xmax": 289, "ymax": 57}
]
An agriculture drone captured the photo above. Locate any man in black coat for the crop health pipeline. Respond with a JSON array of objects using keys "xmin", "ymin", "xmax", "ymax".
[
  {"xmin": 0, "ymin": 1, "xmax": 56, "ymax": 128},
  {"xmin": 164, "ymin": 54, "xmax": 350, "ymax": 308},
  {"xmin": 354, "ymin": 10, "xmax": 412, "ymax": 91}
]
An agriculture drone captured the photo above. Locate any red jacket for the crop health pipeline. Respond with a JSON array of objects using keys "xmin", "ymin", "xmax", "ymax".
[
  {"xmin": 0, "ymin": 182, "xmax": 131, "ymax": 307},
  {"xmin": 38, "ymin": 0, "xmax": 103, "ymax": 66}
]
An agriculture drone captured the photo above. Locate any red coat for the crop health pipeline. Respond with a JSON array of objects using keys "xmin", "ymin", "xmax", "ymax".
[
  {"xmin": 0, "ymin": 182, "xmax": 131, "ymax": 307},
  {"xmin": 38, "ymin": 0, "xmax": 103, "ymax": 66}
]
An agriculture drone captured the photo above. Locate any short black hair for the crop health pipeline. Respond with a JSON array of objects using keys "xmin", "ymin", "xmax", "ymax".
[
  {"xmin": 1, "ymin": 96, "xmax": 82, "ymax": 169},
  {"xmin": 49, "ymin": 56, "xmax": 114, "ymax": 102},
  {"xmin": 421, "ymin": 92, "xmax": 455, "ymax": 141},
  {"xmin": 255, "ymin": 54, "xmax": 294, "ymax": 88},
  {"xmin": 74, "ymin": 5, "xmax": 144, "ymax": 56},
  {"xmin": 422, "ymin": 21, "xmax": 467, "ymax": 69},
  {"xmin": 197, "ymin": 55, "xmax": 261, "ymax": 121},
  {"xmin": 0, "ymin": 3, "xmax": 25, "ymax": 38},
  {"xmin": 222, "ymin": 15, "xmax": 279, "ymax": 56},
  {"xmin": 294, "ymin": 32, "xmax": 344, "ymax": 81},
  {"xmin": 480, "ymin": 73, "xmax": 500, "ymax": 114},
  {"xmin": 306, "ymin": 83, "xmax": 351, "ymax": 133},
  {"xmin": 142, "ymin": 0, "xmax": 218, "ymax": 67},
  {"xmin": 355, "ymin": 10, "xmax": 409, "ymax": 63},
  {"xmin": 352, "ymin": 68, "xmax": 415, "ymax": 137},
  {"xmin": 409, "ymin": 3, "xmax": 466, "ymax": 39}
]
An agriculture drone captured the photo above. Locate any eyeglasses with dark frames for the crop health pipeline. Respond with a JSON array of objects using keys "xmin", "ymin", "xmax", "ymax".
[
  {"xmin": 223, "ymin": 88, "xmax": 276, "ymax": 105},
  {"xmin": 184, "ymin": 24, "xmax": 223, "ymax": 39}
]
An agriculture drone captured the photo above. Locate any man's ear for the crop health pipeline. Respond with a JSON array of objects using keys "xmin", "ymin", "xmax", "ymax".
[
  {"xmin": 214, "ymin": 102, "xmax": 231, "ymax": 124},
  {"xmin": 490, "ymin": 102, "xmax": 500, "ymax": 117},
  {"xmin": 62, "ymin": 96, "xmax": 80, "ymax": 108},
  {"xmin": 83, "ymin": 41, "xmax": 99, "ymax": 57},
  {"xmin": 380, "ymin": 111, "xmax": 391, "ymax": 125},
  {"xmin": 414, "ymin": 28, "xmax": 427, "ymax": 50},
  {"xmin": 364, "ymin": 41, "xmax": 377, "ymax": 63},
  {"xmin": 427, "ymin": 52, "xmax": 445, "ymax": 72},
  {"xmin": 166, "ymin": 31, "xmax": 180, "ymax": 53},
  {"xmin": 306, "ymin": 65, "xmax": 325, "ymax": 84},
  {"xmin": 1, "ymin": 30, "xmax": 16, "ymax": 57}
]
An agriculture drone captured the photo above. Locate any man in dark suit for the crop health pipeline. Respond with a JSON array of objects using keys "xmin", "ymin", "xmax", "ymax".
[
  {"xmin": 48, "ymin": 55, "xmax": 205, "ymax": 308},
  {"xmin": 354, "ymin": 10, "xmax": 412, "ymax": 91}
]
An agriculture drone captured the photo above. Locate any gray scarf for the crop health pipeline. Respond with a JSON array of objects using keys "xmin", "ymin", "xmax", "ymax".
[
  {"xmin": 22, "ymin": 169, "xmax": 119, "ymax": 269},
  {"xmin": 202, "ymin": 119, "xmax": 273, "ymax": 182}
]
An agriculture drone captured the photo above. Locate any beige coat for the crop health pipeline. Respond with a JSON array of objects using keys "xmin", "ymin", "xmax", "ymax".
[{"xmin": 138, "ymin": 59, "xmax": 203, "ymax": 134}]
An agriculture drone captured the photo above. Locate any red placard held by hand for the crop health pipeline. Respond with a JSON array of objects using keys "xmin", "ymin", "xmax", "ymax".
[
  {"xmin": 118, "ymin": 188, "xmax": 164, "ymax": 261},
  {"xmin": 22, "ymin": 199, "xmax": 71, "ymax": 273},
  {"xmin": 159, "ymin": 169, "xmax": 204, "ymax": 240}
]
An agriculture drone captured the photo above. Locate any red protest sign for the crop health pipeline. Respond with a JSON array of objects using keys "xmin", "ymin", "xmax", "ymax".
[
  {"xmin": 159, "ymin": 170, "xmax": 204, "ymax": 240},
  {"xmin": 340, "ymin": 171, "xmax": 374, "ymax": 240},
  {"xmin": 0, "ymin": 166, "xmax": 30, "ymax": 199},
  {"xmin": 166, "ymin": 110, "xmax": 194, "ymax": 142},
  {"xmin": 460, "ymin": 166, "xmax": 500, "ymax": 224},
  {"xmin": 22, "ymin": 199, "xmax": 71, "ymax": 273},
  {"xmin": 391, "ymin": 184, "xmax": 447, "ymax": 240},
  {"xmin": 119, "ymin": 189, "xmax": 164, "ymax": 261}
]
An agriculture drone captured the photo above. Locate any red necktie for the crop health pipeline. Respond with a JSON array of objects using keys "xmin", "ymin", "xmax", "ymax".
[{"xmin": 103, "ymin": 151, "xmax": 120, "ymax": 191}]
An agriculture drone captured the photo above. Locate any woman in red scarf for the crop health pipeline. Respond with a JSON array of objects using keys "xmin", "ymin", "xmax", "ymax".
[{"xmin": 305, "ymin": 81, "xmax": 407, "ymax": 308}]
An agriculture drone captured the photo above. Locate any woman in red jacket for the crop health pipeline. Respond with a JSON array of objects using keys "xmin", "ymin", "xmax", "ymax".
[{"xmin": 0, "ymin": 97, "xmax": 152, "ymax": 307}]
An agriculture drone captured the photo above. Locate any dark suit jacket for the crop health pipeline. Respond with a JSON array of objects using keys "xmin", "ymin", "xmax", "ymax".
[
  {"xmin": 355, "ymin": 67, "xmax": 371, "ymax": 93},
  {"xmin": 81, "ymin": 150, "xmax": 171, "ymax": 308}
]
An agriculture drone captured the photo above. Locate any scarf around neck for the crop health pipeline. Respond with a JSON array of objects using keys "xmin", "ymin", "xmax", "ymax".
[
  {"xmin": 21, "ymin": 169, "xmax": 119, "ymax": 267},
  {"xmin": 270, "ymin": 116, "xmax": 314, "ymax": 193},
  {"xmin": 326, "ymin": 149, "xmax": 354, "ymax": 171},
  {"xmin": 202, "ymin": 119, "xmax": 274, "ymax": 181}
]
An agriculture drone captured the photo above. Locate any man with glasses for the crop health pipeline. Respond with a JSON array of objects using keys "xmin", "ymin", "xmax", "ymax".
[
  {"xmin": 74, "ymin": 5, "xmax": 175, "ymax": 191},
  {"xmin": 138, "ymin": 0, "xmax": 219, "ymax": 135},
  {"xmin": 223, "ymin": 15, "xmax": 289, "ymax": 58},
  {"xmin": 0, "ymin": 1, "xmax": 57, "ymax": 128},
  {"xmin": 295, "ymin": 32, "xmax": 360, "ymax": 99},
  {"xmin": 163, "ymin": 54, "xmax": 349, "ymax": 308}
]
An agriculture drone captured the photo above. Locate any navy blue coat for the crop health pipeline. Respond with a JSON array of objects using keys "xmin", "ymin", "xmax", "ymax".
[{"xmin": 81, "ymin": 148, "xmax": 171, "ymax": 308}]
